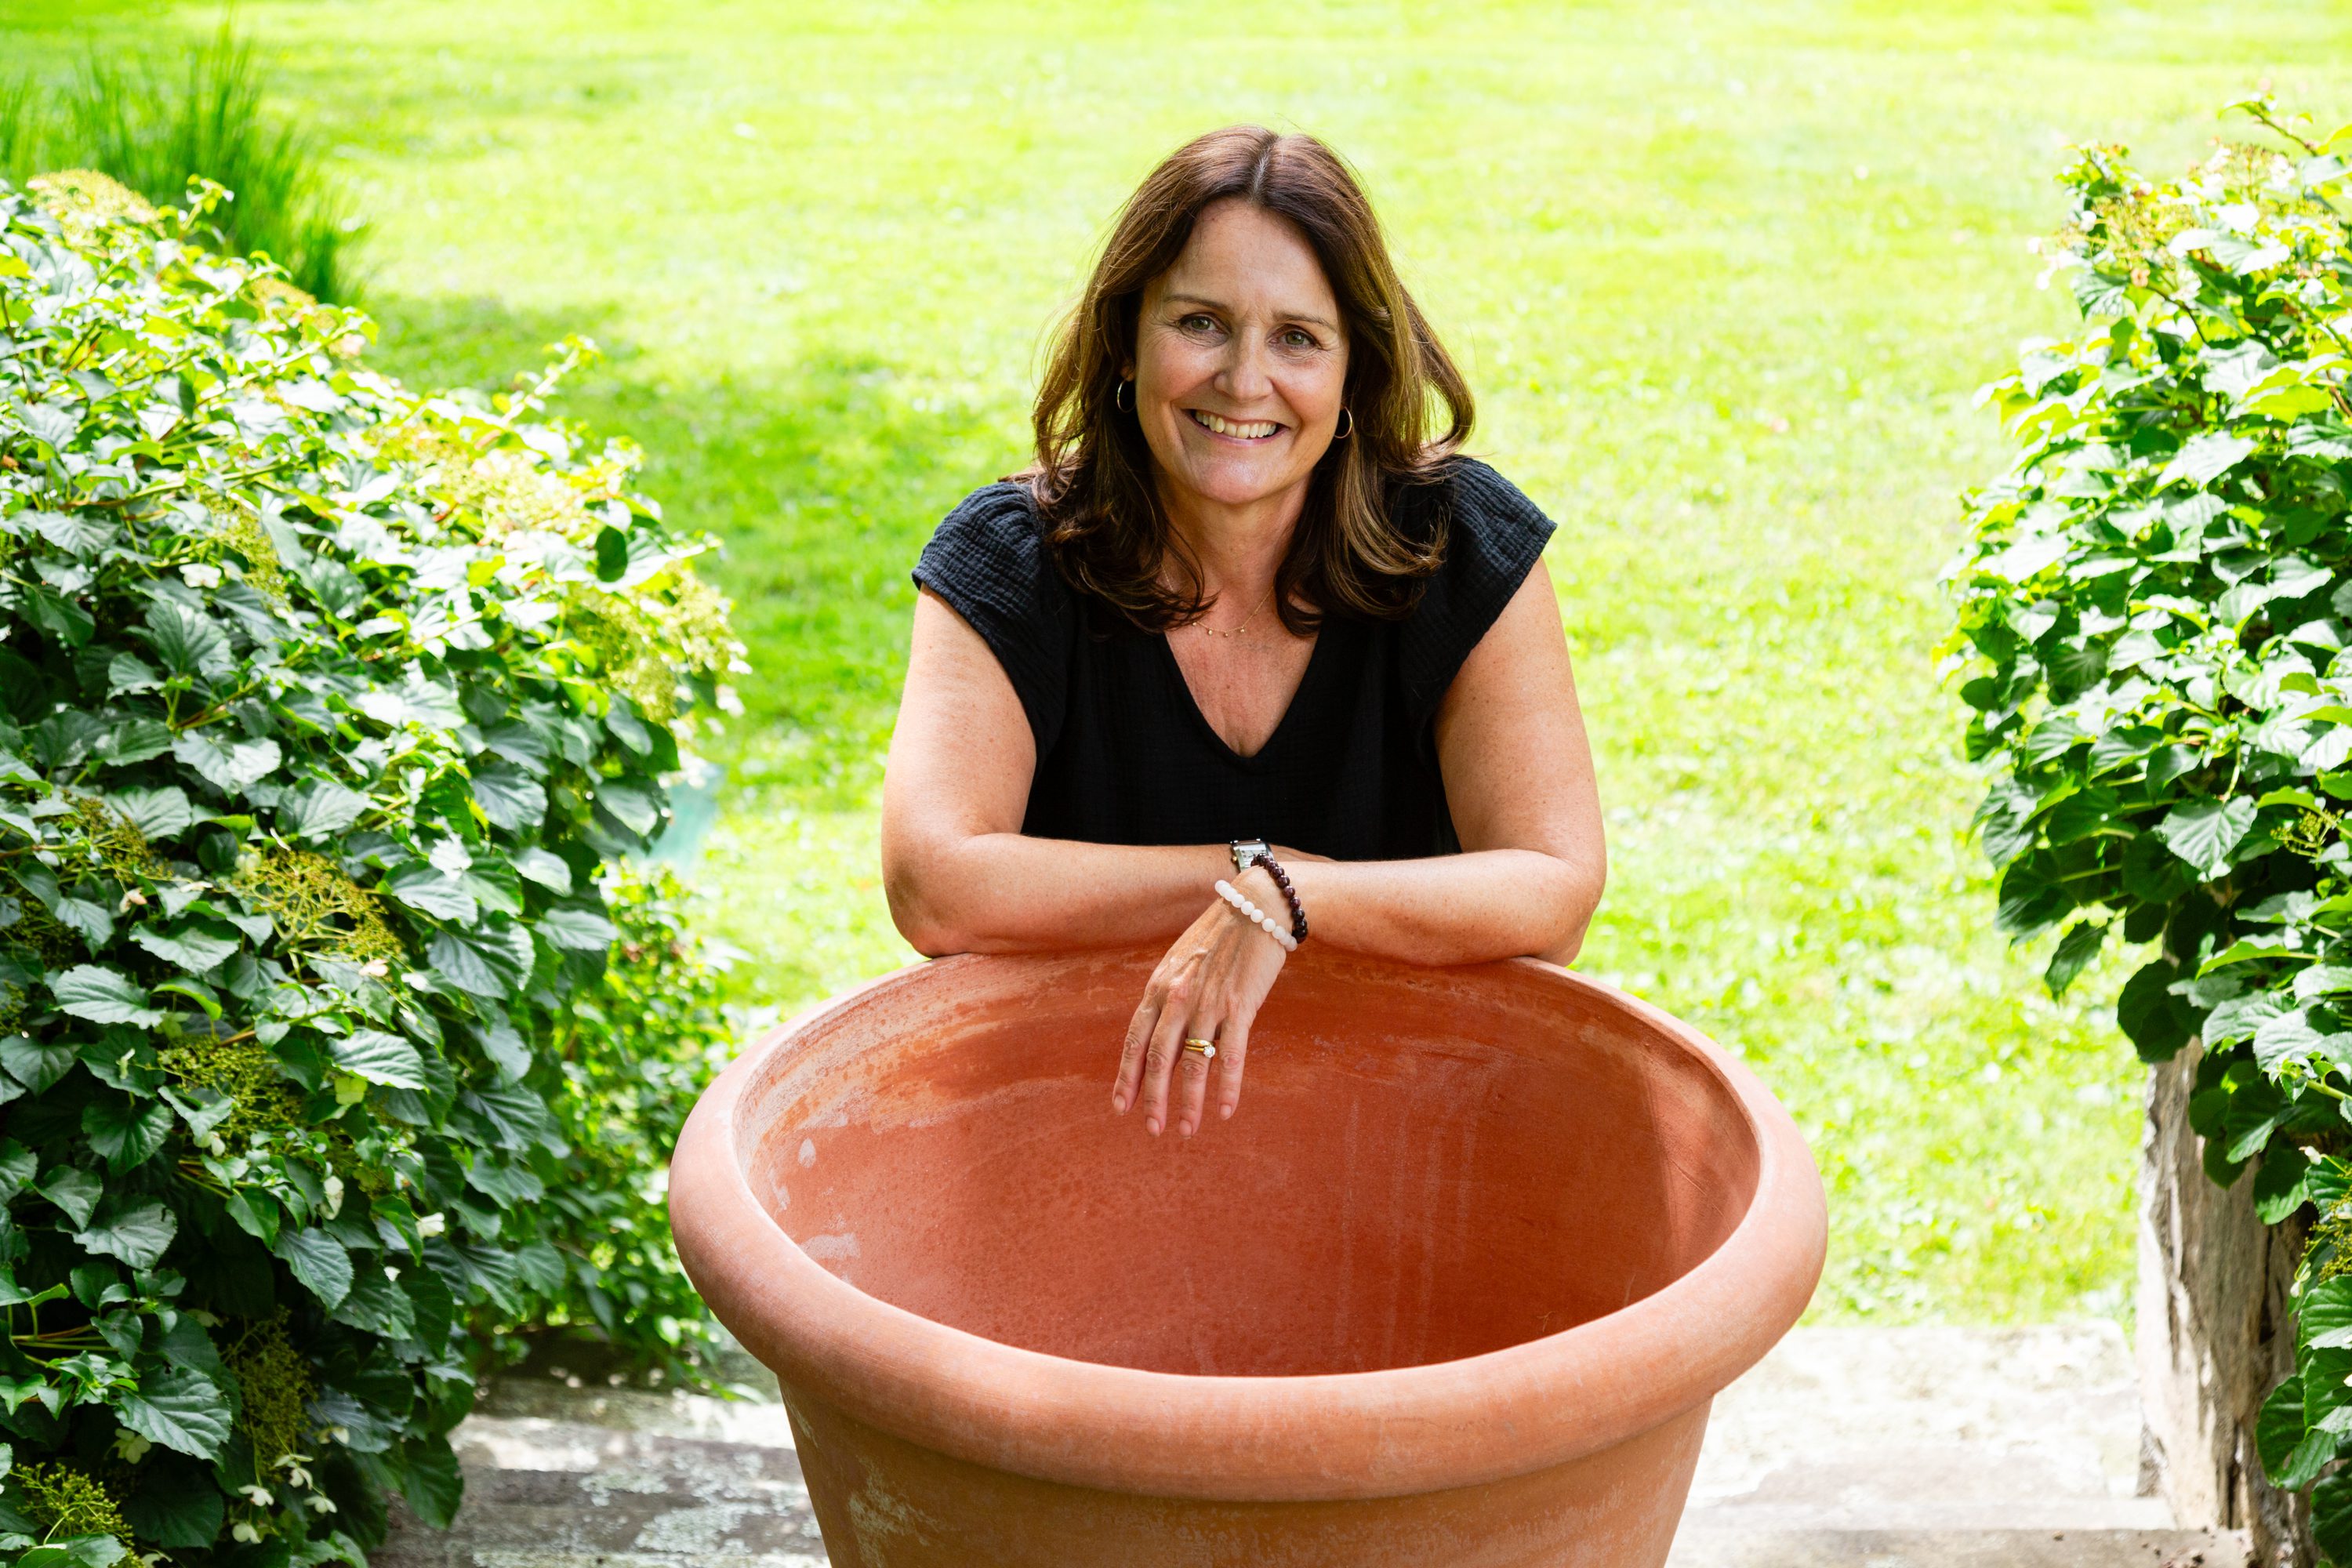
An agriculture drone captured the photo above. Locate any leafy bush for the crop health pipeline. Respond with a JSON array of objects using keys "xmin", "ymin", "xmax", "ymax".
[
  {"xmin": 479, "ymin": 862, "xmax": 736, "ymax": 1376},
  {"xmin": 2, "ymin": 27, "xmax": 364, "ymax": 303},
  {"xmin": 1951, "ymin": 98, "xmax": 2352, "ymax": 1561},
  {"xmin": 0, "ymin": 172, "xmax": 740, "ymax": 1564}
]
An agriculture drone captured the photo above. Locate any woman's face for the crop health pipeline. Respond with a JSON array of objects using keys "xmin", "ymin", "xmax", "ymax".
[{"xmin": 1129, "ymin": 198, "xmax": 1350, "ymax": 522}]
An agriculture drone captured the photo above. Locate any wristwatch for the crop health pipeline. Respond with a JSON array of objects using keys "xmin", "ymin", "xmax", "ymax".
[{"xmin": 1229, "ymin": 838, "xmax": 1272, "ymax": 875}]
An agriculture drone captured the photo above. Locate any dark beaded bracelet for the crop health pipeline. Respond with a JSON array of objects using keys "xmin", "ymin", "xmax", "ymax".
[{"xmin": 1255, "ymin": 855, "xmax": 1308, "ymax": 944}]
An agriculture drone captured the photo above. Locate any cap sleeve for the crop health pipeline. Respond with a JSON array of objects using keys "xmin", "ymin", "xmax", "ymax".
[
  {"xmin": 912, "ymin": 481, "xmax": 1073, "ymax": 756},
  {"xmin": 1397, "ymin": 458, "xmax": 1558, "ymax": 722}
]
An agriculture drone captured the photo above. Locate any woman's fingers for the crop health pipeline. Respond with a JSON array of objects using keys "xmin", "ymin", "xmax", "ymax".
[
  {"xmin": 1174, "ymin": 1025, "xmax": 1217, "ymax": 1137},
  {"xmin": 1214, "ymin": 1012, "xmax": 1250, "ymax": 1121},
  {"xmin": 1138, "ymin": 975, "xmax": 1196, "ymax": 1137},
  {"xmin": 1113, "ymin": 985, "xmax": 1163, "ymax": 1115}
]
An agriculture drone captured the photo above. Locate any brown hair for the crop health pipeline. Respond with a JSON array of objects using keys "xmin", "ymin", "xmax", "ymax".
[{"xmin": 1027, "ymin": 125, "xmax": 1475, "ymax": 634}]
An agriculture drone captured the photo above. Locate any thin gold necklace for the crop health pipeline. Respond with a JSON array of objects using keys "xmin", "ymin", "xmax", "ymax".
[{"xmin": 1194, "ymin": 581, "xmax": 1278, "ymax": 640}]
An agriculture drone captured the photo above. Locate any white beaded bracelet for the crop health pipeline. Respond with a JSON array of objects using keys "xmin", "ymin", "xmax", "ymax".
[{"xmin": 1214, "ymin": 879, "xmax": 1300, "ymax": 953}]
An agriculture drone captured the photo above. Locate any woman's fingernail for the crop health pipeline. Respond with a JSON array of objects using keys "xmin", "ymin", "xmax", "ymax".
[
  {"xmin": 1112, "ymin": 1094, "xmax": 1127, "ymax": 1112},
  {"xmin": 1146, "ymin": 1117, "xmax": 1161, "ymax": 1136},
  {"xmin": 1220, "ymin": 1104, "xmax": 1233, "ymax": 1119}
]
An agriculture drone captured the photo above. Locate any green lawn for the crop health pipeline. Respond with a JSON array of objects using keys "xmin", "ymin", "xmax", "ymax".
[{"xmin": 15, "ymin": 0, "xmax": 2352, "ymax": 1323}]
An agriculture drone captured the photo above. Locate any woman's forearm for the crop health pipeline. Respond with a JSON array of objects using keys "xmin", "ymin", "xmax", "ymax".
[
  {"xmin": 1278, "ymin": 848, "xmax": 1600, "ymax": 967},
  {"xmin": 887, "ymin": 827, "xmax": 1600, "ymax": 965},
  {"xmin": 885, "ymin": 832, "xmax": 1230, "ymax": 955}
]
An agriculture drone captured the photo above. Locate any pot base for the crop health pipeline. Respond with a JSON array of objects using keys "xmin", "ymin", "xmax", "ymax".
[{"xmin": 789, "ymin": 1385, "xmax": 1712, "ymax": 1568}]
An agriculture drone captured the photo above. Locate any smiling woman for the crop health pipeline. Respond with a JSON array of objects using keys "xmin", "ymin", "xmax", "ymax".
[{"xmin": 879, "ymin": 125, "xmax": 1605, "ymax": 1142}]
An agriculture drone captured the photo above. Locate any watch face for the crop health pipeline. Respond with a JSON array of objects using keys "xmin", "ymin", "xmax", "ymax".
[{"xmin": 1231, "ymin": 839, "xmax": 1269, "ymax": 872}]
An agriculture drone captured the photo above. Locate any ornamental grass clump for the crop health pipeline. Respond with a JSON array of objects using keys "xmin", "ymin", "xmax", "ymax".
[
  {"xmin": 1951, "ymin": 97, "xmax": 2352, "ymax": 1559},
  {"xmin": 0, "ymin": 170, "xmax": 743, "ymax": 1564}
]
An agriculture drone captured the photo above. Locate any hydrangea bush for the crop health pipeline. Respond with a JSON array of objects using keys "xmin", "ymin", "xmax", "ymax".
[
  {"xmin": 1951, "ymin": 100, "xmax": 2352, "ymax": 1559},
  {"xmin": 0, "ymin": 172, "xmax": 741, "ymax": 1564}
]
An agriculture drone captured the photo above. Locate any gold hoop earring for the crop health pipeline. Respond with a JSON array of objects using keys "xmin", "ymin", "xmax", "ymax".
[
  {"xmin": 1334, "ymin": 407, "xmax": 1353, "ymax": 441},
  {"xmin": 1115, "ymin": 379, "xmax": 1134, "ymax": 413}
]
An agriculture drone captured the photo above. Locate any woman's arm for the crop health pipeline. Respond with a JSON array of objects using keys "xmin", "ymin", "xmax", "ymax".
[
  {"xmin": 880, "ymin": 588, "xmax": 1230, "ymax": 956},
  {"xmin": 1275, "ymin": 557, "xmax": 1606, "ymax": 965},
  {"xmin": 881, "ymin": 562, "xmax": 1604, "ymax": 964}
]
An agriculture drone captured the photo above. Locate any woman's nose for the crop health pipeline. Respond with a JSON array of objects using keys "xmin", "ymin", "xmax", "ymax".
[{"xmin": 1217, "ymin": 337, "xmax": 1275, "ymax": 403}]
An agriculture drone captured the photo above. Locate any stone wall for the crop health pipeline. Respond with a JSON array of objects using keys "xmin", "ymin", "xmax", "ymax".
[{"xmin": 2137, "ymin": 1041, "xmax": 2314, "ymax": 1566}]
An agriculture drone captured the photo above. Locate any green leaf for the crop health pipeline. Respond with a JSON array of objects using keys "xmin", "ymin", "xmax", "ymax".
[
  {"xmin": 140, "ymin": 600, "xmax": 234, "ymax": 681},
  {"xmin": 26, "ymin": 508, "xmax": 112, "ymax": 556},
  {"xmin": 470, "ymin": 766, "xmax": 547, "ymax": 832},
  {"xmin": 331, "ymin": 1028, "xmax": 426, "ymax": 1090},
  {"xmin": 594, "ymin": 524, "xmax": 630, "ymax": 583},
  {"xmin": 2043, "ymin": 919, "xmax": 2106, "ymax": 998},
  {"xmin": 93, "ymin": 717, "xmax": 172, "ymax": 766},
  {"xmin": 169, "ymin": 731, "xmax": 281, "ymax": 793},
  {"xmin": 2255, "ymin": 1142, "xmax": 2314, "ymax": 1225},
  {"xmin": 466, "ymin": 1156, "xmax": 545, "ymax": 1207},
  {"xmin": 19, "ymin": 1539, "xmax": 127, "ymax": 1568},
  {"xmin": 112, "ymin": 1366, "xmax": 231, "ymax": 1459},
  {"xmin": 122, "ymin": 1457, "xmax": 225, "ymax": 1549},
  {"xmin": 472, "ymin": 1016, "xmax": 532, "ymax": 1082},
  {"xmin": 48, "ymin": 964, "xmax": 164, "ymax": 1026},
  {"xmin": 538, "ymin": 905, "xmax": 618, "ymax": 953},
  {"xmin": 512, "ymin": 846, "xmax": 572, "ymax": 893},
  {"xmin": 108, "ymin": 785, "xmax": 194, "ymax": 839},
  {"xmin": 400, "ymin": 1432, "xmax": 464, "ymax": 1529},
  {"xmin": 594, "ymin": 779, "xmax": 662, "ymax": 837},
  {"xmin": 38, "ymin": 1165, "xmax": 102, "ymax": 1228},
  {"xmin": 329, "ymin": 1269, "xmax": 417, "ymax": 1338},
  {"xmin": 0, "ymin": 1138, "xmax": 34, "ymax": 1201},
  {"xmin": 278, "ymin": 777, "xmax": 370, "ymax": 840},
  {"xmin": 275, "ymin": 1225, "xmax": 354, "ymax": 1308},
  {"xmin": 427, "ymin": 927, "xmax": 531, "ymax": 999},
  {"xmin": 129, "ymin": 917, "xmax": 240, "ymax": 973},
  {"xmin": 2, "ymin": 1035, "xmax": 78, "ymax": 1094},
  {"xmin": 2314, "ymin": 1467, "xmax": 2352, "ymax": 1560},
  {"xmin": 2154, "ymin": 796, "xmax": 2258, "ymax": 877},
  {"xmin": 2157, "ymin": 431, "xmax": 2257, "ymax": 488},
  {"xmin": 386, "ymin": 862, "xmax": 476, "ymax": 923},
  {"xmin": 2119, "ymin": 960, "xmax": 2197, "ymax": 1063},
  {"xmin": 82, "ymin": 1097, "xmax": 171, "ymax": 1173},
  {"xmin": 2259, "ymin": 1374, "xmax": 2308, "ymax": 1482},
  {"xmin": 72, "ymin": 1196, "xmax": 176, "ymax": 1269}
]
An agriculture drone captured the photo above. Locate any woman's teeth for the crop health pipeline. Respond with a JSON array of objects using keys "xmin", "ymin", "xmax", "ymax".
[{"xmin": 1189, "ymin": 410, "xmax": 1279, "ymax": 440}]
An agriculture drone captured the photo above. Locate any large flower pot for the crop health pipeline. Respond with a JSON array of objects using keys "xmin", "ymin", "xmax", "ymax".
[{"xmin": 669, "ymin": 946, "xmax": 1824, "ymax": 1567}]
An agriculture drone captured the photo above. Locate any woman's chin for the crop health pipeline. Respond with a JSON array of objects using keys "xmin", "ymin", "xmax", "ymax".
[{"xmin": 1166, "ymin": 456, "xmax": 1313, "ymax": 514}]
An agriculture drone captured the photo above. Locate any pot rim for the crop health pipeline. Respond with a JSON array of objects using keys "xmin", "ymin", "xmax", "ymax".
[{"xmin": 669, "ymin": 951, "xmax": 1826, "ymax": 1502}]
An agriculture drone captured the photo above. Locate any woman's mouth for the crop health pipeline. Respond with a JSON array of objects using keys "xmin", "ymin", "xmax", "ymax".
[{"xmin": 1187, "ymin": 409, "xmax": 1283, "ymax": 441}]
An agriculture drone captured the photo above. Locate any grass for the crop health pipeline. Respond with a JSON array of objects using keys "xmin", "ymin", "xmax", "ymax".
[
  {"xmin": 13, "ymin": 0, "xmax": 2352, "ymax": 1325},
  {"xmin": 0, "ymin": 23, "xmax": 363, "ymax": 299}
]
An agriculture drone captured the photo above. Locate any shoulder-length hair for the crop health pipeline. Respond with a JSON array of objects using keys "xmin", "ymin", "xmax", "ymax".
[{"xmin": 1026, "ymin": 125, "xmax": 1475, "ymax": 635}]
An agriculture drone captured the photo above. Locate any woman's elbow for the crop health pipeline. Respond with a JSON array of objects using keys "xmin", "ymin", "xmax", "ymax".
[
  {"xmin": 1541, "ymin": 855, "xmax": 1606, "ymax": 965},
  {"xmin": 881, "ymin": 847, "xmax": 975, "ymax": 957}
]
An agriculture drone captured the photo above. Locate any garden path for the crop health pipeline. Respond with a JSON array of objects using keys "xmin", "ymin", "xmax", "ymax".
[{"xmin": 373, "ymin": 1323, "xmax": 2242, "ymax": 1568}]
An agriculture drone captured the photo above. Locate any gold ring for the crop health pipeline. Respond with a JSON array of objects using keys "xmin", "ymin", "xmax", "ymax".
[{"xmin": 1181, "ymin": 1037, "xmax": 1218, "ymax": 1060}]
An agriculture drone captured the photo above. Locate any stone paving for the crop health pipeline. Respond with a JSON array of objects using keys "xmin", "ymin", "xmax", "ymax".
[{"xmin": 376, "ymin": 1325, "xmax": 2248, "ymax": 1568}]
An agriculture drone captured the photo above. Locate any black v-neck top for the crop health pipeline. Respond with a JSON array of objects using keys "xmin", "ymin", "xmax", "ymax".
[{"xmin": 910, "ymin": 457, "xmax": 1555, "ymax": 862}]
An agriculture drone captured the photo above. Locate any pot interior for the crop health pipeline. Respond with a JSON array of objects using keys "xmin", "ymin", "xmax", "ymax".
[{"xmin": 739, "ymin": 953, "xmax": 1759, "ymax": 1377}]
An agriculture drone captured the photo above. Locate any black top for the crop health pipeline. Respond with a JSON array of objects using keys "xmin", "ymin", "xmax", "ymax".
[{"xmin": 910, "ymin": 457, "xmax": 1555, "ymax": 862}]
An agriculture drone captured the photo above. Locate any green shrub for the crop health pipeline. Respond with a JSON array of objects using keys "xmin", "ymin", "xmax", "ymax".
[
  {"xmin": 483, "ymin": 862, "xmax": 736, "ymax": 1375},
  {"xmin": 0, "ymin": 171, "xmax": 741, "ymax": 1564},
  {"xmin": 1950, "ymin": 97, "xmax": 2352, "ymax": 1562}
]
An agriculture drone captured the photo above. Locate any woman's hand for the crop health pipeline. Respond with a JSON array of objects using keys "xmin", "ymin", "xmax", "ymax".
[{"xmin": 1112, "ymin": 867, "xmax": 1290, "ymax": 1137}]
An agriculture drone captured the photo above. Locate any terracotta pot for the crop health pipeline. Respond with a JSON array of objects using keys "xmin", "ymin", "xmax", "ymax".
[{"xmin": 670, "ymin": 946, "xmax": 1824, "ymax": 1566}]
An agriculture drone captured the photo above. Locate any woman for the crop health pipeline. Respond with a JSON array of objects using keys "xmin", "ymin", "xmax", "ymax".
[{"xmin": 881, "ymin": 125, "xmax": 1604, "ymax": 1144}]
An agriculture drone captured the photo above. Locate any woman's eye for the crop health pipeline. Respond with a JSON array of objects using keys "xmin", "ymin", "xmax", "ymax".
[
  {"xmin": 1181, "ymin": 314, "xmax": 1218, "ymax": 332},
  {"xmin": 1281, "ymin": 329, "xmax": 1316, "ymax": 349}
]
